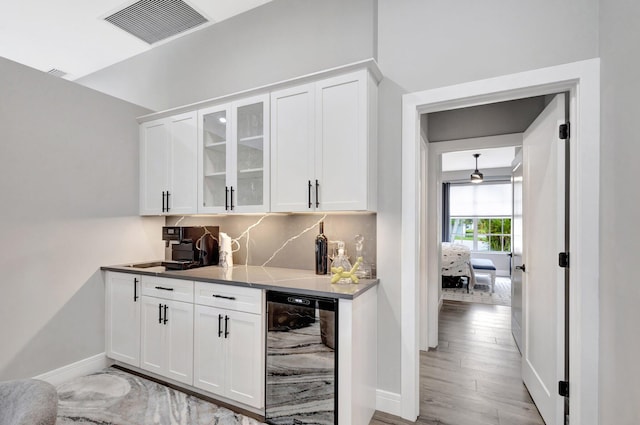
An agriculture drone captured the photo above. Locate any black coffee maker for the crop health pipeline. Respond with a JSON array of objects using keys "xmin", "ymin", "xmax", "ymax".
[{"xmin": 161, "ymin": 226, "xmax": 220, "ymax": 270}]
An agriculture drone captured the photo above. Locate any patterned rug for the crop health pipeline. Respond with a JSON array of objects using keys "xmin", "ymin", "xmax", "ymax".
[
  {"xmin": 442, "ymin": 276, "xmax": 511, "ymax": 306},
  {"xmin": 56, "ymin": 367, "xmax": 265, "ymax": 425}
]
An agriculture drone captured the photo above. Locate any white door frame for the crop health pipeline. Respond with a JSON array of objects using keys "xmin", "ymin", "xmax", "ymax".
[{"xmin": 400, "ymin": 59, "xmax": 600, "ymax": 423}]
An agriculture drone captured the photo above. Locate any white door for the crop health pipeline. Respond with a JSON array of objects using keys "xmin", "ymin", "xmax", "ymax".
[
  {"xmin": 270, "ymin": 83, "xmax": 316, "ymax": 212},
  {"xmin": 167, "ymin": 112, "xmax": 198, "ymax": 214},
  {"xmin": 164, "ymin": 300, "xmax": 194, "ymax": 385},
  {"xmin": 193, "ymin": 305, "xmax": 226, "ymax": 395},
  {"xmin": 140, "ymin": 120, "xmax": 169, "ymax": 215},
  {"xmin": 511, "ymin": 152, "xmax": 524, "ymax": 353},
  {"xmin": 225, "ymin": 310, "xmax": 264, "ymax": 408},
  {"xmin": 315, "ymin": 71, "xmax": 368, "ymax": 211},
  {"xmin": 140, "ymin": 296, "xmax": 165, "ymax": 375},
  {"xmin": 521, "ymin": 93, "xmax": 566, "ymax": 425},
  {"xmin": 105, "ymin": 272, "xmax": 140, "ymax": 366}
]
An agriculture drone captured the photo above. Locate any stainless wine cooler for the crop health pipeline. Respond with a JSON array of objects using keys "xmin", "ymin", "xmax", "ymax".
[{"xmin": 265, "ymin": 291, "xmax": 338, "ymax": 425}]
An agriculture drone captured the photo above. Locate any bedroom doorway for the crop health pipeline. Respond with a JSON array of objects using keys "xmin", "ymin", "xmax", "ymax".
[{"xmin": 419, "ymin": 91, "xmax": 570, "ymax": 425}]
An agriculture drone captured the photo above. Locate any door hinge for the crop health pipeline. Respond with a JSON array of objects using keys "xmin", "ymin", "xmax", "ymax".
[
  {"xmin": 559, "ymin": 123, "xmax": 570, "ymax": 140},
  {"xmin": 559, "ymin": 380, "xmax": 570, "ymax": 397},
  {"xmin": 559, "ymin": 252, "xmax": 569, "ymax": 268}
]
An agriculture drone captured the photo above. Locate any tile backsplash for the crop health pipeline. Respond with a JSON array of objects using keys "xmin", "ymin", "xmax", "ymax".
[{"xmin": 165, "ymin": 213, "xmax": 376, "ymax": 272}]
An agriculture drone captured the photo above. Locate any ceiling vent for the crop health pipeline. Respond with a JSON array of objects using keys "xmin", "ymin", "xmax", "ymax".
[
  {"xmin": 47, "ymin": 68, "xmax": 68, "ymax": 78},
  {"xmin": 104, "ymin": 0, "xmax": 208, "ymax": 44}
]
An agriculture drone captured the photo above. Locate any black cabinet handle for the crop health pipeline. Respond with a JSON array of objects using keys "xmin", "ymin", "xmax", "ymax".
[
  {"xmin": 162, "ymin": 191, "xmax": 166, "ymax": 212},
  {"xmin": 163, "ymin": 304, "xmax": 168, "ymax": 324},
  {"xmin": 212, "ymin": 294, "xmax": 236, "ymax": 301},
  {"xmin": 218, "ymin": 314, "xmax": 223, "ymax": 337},
  {"xmin": 308, "ymin": 180, "xmax": 312, "ymax": 208},
  {"xmin": 166, "ymin": 191, "xmax": 171, "ymax": 212},
  {"xmin": 133, "ymin": 278, "xmax": 138, "ymax": 302},
  {"xmin": 224, "ymin": 315, "xmax": 229, "ymax": 338},
  {"xmin": 225, "ymin": 186, "xmax": 229, "ymax": 210},
  {"xmin": 155, "ymin": 286, "xmax": 174, "ymax": 291},
  {"xmin": 230, "ymin": 186, "xmax": 235, "ymax": 211},
  {"xmin": 315, "ymin": 179, "xmax": 320, "ymax": 208},
  {"xmin": 158, "ymin": 303, "xmax": 163, "ymax": 324}
]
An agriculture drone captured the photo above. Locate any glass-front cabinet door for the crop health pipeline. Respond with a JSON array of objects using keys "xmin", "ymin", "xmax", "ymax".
[
  {"xmin": 198, "ymin": 94, "xmax": 269, "ymax": 214},
  {"xmin": 198, "ymin": 105, "xmax": 231, "ymax": 213},
  {"xmin": 231, "ymin": 94, "xmax": 270, "ymax": 213}
]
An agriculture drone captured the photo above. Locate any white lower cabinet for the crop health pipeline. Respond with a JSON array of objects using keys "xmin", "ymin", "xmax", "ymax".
[
  {"xmin": 194, "ymin": 283, "xmax": 264, "ymax": 409},
  {"xmin": 105, "ymin": 272, "xmax": 141, "ymax": 366},
  {"xmin": 140, "ymin": 296, "xmax": 194, "ymax": 386}
]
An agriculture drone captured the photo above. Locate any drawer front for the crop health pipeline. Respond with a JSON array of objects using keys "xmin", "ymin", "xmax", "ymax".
[
  {"xmin": 141, "ymin": 276, "xmax": 194, "ymax": 303},
  {"xmin": 195, "ymin": 282, "xmax": 263, "ymax": 314}
]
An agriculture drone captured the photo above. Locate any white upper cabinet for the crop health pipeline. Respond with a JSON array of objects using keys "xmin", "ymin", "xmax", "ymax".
[
  {"xmin": 271, "ymin": 69, "xmax": 377, "ymax": 212},
  {"xmin": 140, "ymin": 112, "xmax": 198, "ymax": 215},
  {"xmin": 198, "ymin": 94, "xmax": 270, "ymax": 214}
]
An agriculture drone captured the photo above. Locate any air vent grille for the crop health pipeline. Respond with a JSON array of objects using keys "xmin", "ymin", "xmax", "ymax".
[
  {"xmin": 47, "ymin": 69, "xmax": 68, "ymax": 78},
  {"xmin": 105, "ymin": 0, "xmax": 208, "ymax": 44}
]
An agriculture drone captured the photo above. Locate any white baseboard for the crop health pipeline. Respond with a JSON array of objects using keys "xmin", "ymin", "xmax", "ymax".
[
  {"xmin": 376, "ymin": 389, "xmax": 402, "ymax": 417},
  {"xmin": 34, "ymin": 353, "xmax": 113, "ymax": 386}
]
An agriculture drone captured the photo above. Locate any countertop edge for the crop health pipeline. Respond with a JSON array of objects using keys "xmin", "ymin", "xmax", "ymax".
[{"xmin": 100, "ymin": 265, "xmax": 379, "ymax": 300}]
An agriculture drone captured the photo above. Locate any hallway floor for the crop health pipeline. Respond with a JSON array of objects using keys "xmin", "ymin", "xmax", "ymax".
[{"xmin": 370, "ymin": 301, "xmax": 544, "ymax": 425}]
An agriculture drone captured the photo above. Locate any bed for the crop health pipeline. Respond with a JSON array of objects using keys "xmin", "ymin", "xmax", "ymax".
[{"xmin": 441, "ymin": 242, "xmax": 471, "ymax": 290}]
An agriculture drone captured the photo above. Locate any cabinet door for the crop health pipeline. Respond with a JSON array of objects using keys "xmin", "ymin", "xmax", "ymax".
[
  {"xmin": 225, "ymin": 310, "xmax": 264, "ymax": 408},
  {"xmin": 193, "ymin": 305, "xmax": 226, "ymax": 395},
  {"xmin": 105, "ymin": 272, "xmax": 140, "ymax": 366},
  {"xmin": 164, "ymin": 300, "xmax": 194, "ymax": 385},
  {"xmin": 231, "ymin": 94, "xmax": 270, "ymax": 213},
  {"xmin": 167, "ymin": 112, "xmax": 198, "ymax": 215},
  {"xmin": 199, "ymin": 105, "xmax": 232, "ymax": 214},
  {"xmin": 315, "ymin": 71, "xmax": 369, "ymax": 211},
  {"xmin": 140, "ymin": 296, "xmax": 165, "ymax": 375},
  {"xmin": 140, "ymin": 120, "xmax": 169, "ymax": 215},
  {"xmin": 270, "ymin": 84, "xmax": 316, "ymax": 212}
]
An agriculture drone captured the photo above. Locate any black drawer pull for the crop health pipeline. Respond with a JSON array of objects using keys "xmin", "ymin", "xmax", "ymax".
[
  {"xmin": 224, "ymin": 315, "xmax": 229, "ymax": 338},
  {"xmin": 133, "ymin": 278, "xmax": 139, "ymax": 302},
  {"xmin": 163, "ymin": 304, "xmax": 168, "ymax": 324},
  {"xmin": 158, "ymin": 303, "xmax": 162, "ymax": 324},
  {"xmin": 155, "ymin": 286, "xmax": 174, "ymax": 291},
  {"xmin": 212, "ymin": 294, "xmax": 236, "ymax": 301},
  {"xmin": 218, "ymin": 314, "xmax": 223, "ymax": 337}
]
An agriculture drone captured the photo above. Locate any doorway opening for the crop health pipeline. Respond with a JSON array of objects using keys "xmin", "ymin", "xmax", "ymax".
[{"xmin": 400, "ymin": 59, "xmax": 600, "ymax": 425}]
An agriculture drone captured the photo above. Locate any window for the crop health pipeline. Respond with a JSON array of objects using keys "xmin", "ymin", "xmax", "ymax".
[
  {"xmin": 448, "ymin": 182, "xmax": 512, "ymax": 252},
  {"xmin": 450, "ymin": 217, "xmax": 511, "ymax": 252}
]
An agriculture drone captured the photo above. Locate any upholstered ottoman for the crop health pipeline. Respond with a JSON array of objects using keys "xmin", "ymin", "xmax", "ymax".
[
  {"xmin": 0, "ymin": 379, "xmax": 58, "ymax": 425},
  {"xmin": 470, "ymin": 258, "xmax": 497, "ymax": 293}
]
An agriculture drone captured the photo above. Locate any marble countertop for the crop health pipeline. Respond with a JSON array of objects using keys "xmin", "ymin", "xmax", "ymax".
[{"xmin": 101, "ymin": 262, "xmax": 378, "ymax": 300}]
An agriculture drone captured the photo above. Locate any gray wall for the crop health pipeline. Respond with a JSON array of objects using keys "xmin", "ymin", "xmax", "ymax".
[
  {"xmin": 72, "ymin": 0, "xmax": 602, "ymax": 407},
  {"xmin": 599, "ymin": 1, "xmax": 640, "ymax": 423},
  {"xmin": 0, "ymin": 57, "xmax": 164, "ymax": 380},
  {"xmin": 77, "ymin": 0, "xmax": 377, "ymax": 111}
]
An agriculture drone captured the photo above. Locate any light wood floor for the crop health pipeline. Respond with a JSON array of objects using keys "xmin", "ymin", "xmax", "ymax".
[{"xmin": 370, "ymin": 300, "xmax": 545, "ymax": 425}]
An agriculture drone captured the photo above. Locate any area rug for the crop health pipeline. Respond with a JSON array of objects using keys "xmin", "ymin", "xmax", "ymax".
[
  {"xmin": 442, "ymin": 276, "xmax": 511, "ymax": 306},
  {"xmin": 56, "ymin": 367, "xmax": 265, "ymax": 425}
]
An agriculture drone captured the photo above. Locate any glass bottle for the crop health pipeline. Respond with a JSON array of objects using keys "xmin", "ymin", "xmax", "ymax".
[{"xmin": 315, "ymin": 221, "xmax": 328, "ymax": 275}]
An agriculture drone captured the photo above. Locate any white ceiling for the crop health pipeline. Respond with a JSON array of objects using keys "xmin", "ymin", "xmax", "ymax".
[
  {"xmin": 0, "ymin": 0, "xmax": 271, "ymax": 80},
  {"xmin": 441, "ymin": 147, "xmax": 517, "ymax": 172}
]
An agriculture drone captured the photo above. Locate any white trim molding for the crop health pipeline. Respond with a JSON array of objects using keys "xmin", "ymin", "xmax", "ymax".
[
  {"xmin": 401, "ymin": 59, "xmax": 600, "ymax": 424},
  {"xmin": 34, "ymin": 353, "xmax": 113, "ymax": 386},
  {"xmin": 376, "ymin": 389, "xmax": 402, "ymax": 417}
]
